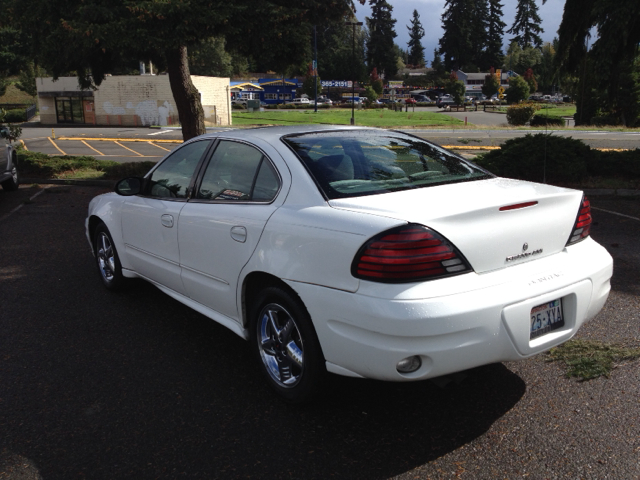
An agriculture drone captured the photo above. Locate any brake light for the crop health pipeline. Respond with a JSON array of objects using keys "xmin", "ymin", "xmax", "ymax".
[
  {"xmin": 352, "ymin": 224, "xmax": 472, "ymax": 283},
  {"xmin": 566, "ymin": 195, "xmax": 592, "ymax": 245}
]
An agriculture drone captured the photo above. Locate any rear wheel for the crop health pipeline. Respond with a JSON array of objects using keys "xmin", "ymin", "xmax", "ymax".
[
  {"xmin": 94, "ymin": 223, "xmax": 125, "ymax": 290},
  {"xmin": 250, "ymin": 286, "xmax": 325, "ymax": 403}
]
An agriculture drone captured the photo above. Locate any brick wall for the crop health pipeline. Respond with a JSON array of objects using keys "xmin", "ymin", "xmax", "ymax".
[
  {"xmin": 192, "ymin": 76, "xmax": 232, "ymax": 126},
  {"xmin": 36, "ymin": 75, "xmax": 231, "ymax": 127}
]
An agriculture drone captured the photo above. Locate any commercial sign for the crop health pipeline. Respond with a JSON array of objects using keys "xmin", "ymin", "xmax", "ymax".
[
  {"xmin": 321, "ymin": 80, "xmax": 353, "ymax": 87},
  {"xmin": 388, "ymin": 81, "xmax": 404, "ymax": 88}
]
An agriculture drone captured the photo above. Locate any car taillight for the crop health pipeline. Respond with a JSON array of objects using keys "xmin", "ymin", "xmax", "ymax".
[
  {"xmin": 566, "ymin": 195, "xmax": 592, "ymax": 246},
  {"xmin": 352, "ymin": 224, "xmax": 472, "ymax": 283}
]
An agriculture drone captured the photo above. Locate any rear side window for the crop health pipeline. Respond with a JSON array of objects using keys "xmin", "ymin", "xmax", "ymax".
[
  {"xmin": 196, "ymin": 140, "xmax": 280, "ymax": 202},
  {"xmin": 282, "ymin": 131, "xmax": 491, "ymax": 199}
]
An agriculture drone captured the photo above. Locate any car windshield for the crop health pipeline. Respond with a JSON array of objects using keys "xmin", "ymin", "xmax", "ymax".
[{"xmin": 282, "ymin": 130, "xmax": 492, "ymax": 199}]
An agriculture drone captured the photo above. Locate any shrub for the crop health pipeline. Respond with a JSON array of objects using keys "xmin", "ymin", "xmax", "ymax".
[
  {"xmin": 506, "ymin": 103, "xmax": 539, "ymax": 126},
  {"xmin": 475, "ymin": 133, "xmax": 590, "ymax": 184},
  {"xmin": 3, "ymin": 109, "xmax": 26, "ymax": 123},
  {"xmin": 587, "ymin": 149, "xmax": 640, "ymax": 177},
  {"xmin": 530, "ymin": 114, "xmax": 566, "ymax": 127},
  {"xmin": 590, "ymin": 115, "xmax": 622, "ymax": 127}
]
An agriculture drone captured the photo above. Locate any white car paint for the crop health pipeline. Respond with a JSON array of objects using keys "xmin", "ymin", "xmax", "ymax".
[{"xmin": 86, "ymin": 125, "xmax": 613, "ymax": 391}]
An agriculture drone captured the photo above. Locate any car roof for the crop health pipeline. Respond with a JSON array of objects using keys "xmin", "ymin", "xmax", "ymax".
[{"xmin": 194, "ymin": 125, "xmax": 379, "ymax": 143}]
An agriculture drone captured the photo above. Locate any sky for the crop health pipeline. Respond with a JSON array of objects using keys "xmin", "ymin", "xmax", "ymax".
[{"xmin": 354, "ymin": 0, "xmax": 566, "ymax": 63}]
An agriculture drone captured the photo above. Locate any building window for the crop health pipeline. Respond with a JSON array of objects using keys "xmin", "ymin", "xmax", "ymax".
[
  {"xmin": 278, "ymin": 94, "xmax": 291, "ymax": 100},
  {"xmin": 55, "ymin": 97, "xmax": 85, "ymax": 124},
  {"xmin": 265, "ymin": 93, "xmax": 277, "ymax": 100}
]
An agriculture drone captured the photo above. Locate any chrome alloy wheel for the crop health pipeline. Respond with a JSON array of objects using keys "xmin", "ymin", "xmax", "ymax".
[
  {"xmin": 257, "ymin": 303, "xmax": 305, "ymax": 388},
  {"xmin": 96, "ymin": 232, "xmax": 117, "ymax": 283}
]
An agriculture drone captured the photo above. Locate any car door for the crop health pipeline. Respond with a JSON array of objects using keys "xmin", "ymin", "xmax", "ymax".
[
  {"xmin": 178, "ymin": 139, "xmax": 283, "ymax": 321},
  {"xmin": 120, "ymin": 139, "xmax": 212, "ymax": 294}
]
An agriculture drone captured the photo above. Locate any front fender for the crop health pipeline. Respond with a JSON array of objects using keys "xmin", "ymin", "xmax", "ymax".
[{"xmin": 86, "ymin": 193, "xmax": 130, "ymax": 270}]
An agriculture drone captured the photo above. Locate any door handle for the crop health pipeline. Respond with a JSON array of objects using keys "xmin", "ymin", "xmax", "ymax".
[
  {"xmin": 161, "ymin": 214, "xmax": 174, "ymax": 228},
  {"xmin": 230, "ymin": 226, "xmax": 247, "ymax": 243}
]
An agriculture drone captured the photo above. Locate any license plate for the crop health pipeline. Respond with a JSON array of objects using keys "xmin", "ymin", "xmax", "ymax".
[{"xmin": 530, "ymin": 299, "xmax": 564, "ymax": 339}]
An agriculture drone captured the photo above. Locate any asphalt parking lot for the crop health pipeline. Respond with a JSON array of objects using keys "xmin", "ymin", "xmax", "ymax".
[{"xmin": 0, "ymin": 185, "xmax": 638, "ymax": 479}]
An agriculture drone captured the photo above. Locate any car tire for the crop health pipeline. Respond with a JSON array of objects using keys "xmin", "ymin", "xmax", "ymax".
[
  {"xmin": 94, "ymin": 223, "xmax": 126, "ymax": 291},
  {"xmin": 250, "ymin": 286, "xmax": 326, "ymax": 403},
  {"xmin": 1, "ymin": 154, "xmax": 19, "ymax": 191}
]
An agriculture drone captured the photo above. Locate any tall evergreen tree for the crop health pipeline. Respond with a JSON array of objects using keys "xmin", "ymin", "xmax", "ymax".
[
  {"xmin": 366, "ymin": 0, "xmax": 398, "ymax": 78},
  {"xmin": 407, "ymin": 10, "xmax": 425, "ymax": 67},
  {"xmin": 507, "ymin": 0, "xmax": 544, "ymax": 48},
  {"xmin": 469, "ymin": 0, "xmax": 489, "ymax": 70},
  {"xmin": 483, "ymin": 0, "xmax": 506, "ymax": 70},
  {"xmin": 438, "ymin": 0, "xmax": 474, "ymax": 71}
]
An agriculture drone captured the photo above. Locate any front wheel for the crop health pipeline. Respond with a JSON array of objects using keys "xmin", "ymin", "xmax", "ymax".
[
  {"xmin": 1, "ymin": 157, "xmax": 19, "ymax": 191},
  {"xmin": 250, "ymin": 286, "xmax": 326, "ymax": 403},
  {"xmin": 94, "ymin": 223, "xmax": 125, "ymax": 290}
]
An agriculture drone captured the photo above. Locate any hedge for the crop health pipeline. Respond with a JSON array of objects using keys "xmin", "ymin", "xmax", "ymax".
[
  {"xmin": 530, "ymin": 114, "xmax": 566, "ymax": 127},
  {"xmin": 506, "ymin": 104, "xmax": 539, "ymax": 126},
  {"xmin": 475, "ymin": 133, "xmax": 640, "ymax": 184}
]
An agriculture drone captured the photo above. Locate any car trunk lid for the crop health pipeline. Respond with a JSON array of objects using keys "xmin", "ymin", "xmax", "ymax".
[{"xmin": 328, "ymin": 178, "xmax": 583, "ymax": 274}]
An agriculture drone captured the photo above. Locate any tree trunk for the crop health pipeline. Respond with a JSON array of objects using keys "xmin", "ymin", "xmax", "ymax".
[{"xmin": 166, "ymin": 46, "xmax": 205, "ymax": 141}]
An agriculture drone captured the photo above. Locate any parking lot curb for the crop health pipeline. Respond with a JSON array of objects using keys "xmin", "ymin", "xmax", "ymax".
[{"xmin": 22, "ymin": 178, "xmax": 115, "ymax": 187}]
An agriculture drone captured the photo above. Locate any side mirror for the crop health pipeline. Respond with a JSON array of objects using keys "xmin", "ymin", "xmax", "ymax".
[
  {"xmin": 0, "ymin": 127, "xmax": 8, "ymax": 139},
  {"xmin": 115, "ymin": 177, "xmax": 143, "ymax": 196}
]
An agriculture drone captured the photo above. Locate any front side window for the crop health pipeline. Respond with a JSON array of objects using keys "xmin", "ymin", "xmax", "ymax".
[
  {"xmin": 196, "ymin": 140, "xmax": 279, "ymax": 202},
  {"xmin": 148, "ymin": 140, "xmax": 210, "ymax": 198},
  {"xmin": 282, "ymin": 131, "xmax": 492, "ymax": 199}
]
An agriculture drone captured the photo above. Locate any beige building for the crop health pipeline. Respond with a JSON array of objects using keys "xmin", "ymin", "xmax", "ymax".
[{"xmin": 36, "ymin": 75, "xmax": 232, "ymax": 127}]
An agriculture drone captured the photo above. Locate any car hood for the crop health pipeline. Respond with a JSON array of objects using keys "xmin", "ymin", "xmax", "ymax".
[{"xmin": 328, "ymin": 178, "xmax": 583, "ymax": 274}]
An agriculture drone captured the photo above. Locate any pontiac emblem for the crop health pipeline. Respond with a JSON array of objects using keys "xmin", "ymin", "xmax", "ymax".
[{"xmin": 523, "ymin": 243, "xmax": 529, "ymax": 252}]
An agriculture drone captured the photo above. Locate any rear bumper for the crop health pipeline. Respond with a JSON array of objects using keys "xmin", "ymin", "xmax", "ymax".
[{"xmin": 288, "ymin": 238, "xmax": 613, "ymax": 381}]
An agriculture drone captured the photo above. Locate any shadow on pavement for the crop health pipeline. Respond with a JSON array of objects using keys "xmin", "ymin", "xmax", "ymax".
[{"xmin": 0, "ymin": 186, "xmax": 526, "ymax": 479}]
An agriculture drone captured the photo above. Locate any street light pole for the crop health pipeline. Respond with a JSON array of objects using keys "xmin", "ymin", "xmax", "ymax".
[
  {"xmin": 345, "ymin": 21, "xmax": 363, "ymax": 126},
  {"xmin": 314, "ymin": 25, "xmax": 318, "ymax": 113}
]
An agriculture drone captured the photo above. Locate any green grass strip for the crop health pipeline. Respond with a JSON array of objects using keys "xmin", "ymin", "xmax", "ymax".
[
  {"xmin": 547, "ymin": 339, "xmax": 640, "ymax": 380},
  {"xmin": 232, "ymin": 109, "xmax": 465, "ymax": 127}
]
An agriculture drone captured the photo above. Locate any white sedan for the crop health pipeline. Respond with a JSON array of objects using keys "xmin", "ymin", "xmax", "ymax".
[{"xmin": 86, "ymin": 126, "xmax": 613, "ymax": 402}]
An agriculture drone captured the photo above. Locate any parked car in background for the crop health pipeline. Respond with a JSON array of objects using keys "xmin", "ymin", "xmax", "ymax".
[
  {"xmin": 412, "ymin": 95, "xmax": 432, "ymax": 103},
  {"xmin": 86, "ymin": 125, "xmax": 612, "ymax": 403},
  {"xmin": 317, "ymin": 97, "xmax": 333, "ymax": 105},
  {"xmin": 436, "ymin": 96, "xmax": 457, "ymax": 108},
  {"xmin": 398, "ymin": 97, "xmax": 417, "ymax": 105},
  {"xmin": 287, "ymin": 98, "xmax": 311, "ymax": 105},
  {"xmin": 231, "ymin": 99, "xmax": 248, "ymax": 108},
  {"xmin": 0, "ymin": 127, "xmax": 18, "ymax": 191}
]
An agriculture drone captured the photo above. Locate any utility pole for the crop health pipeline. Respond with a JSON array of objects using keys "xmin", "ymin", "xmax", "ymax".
[
  {"xmin": 314, "ymin": 25, "xmax": 318, "ymax": 113},
  {"xmin": 345, "ymin": 21, "xmax": 363, "ymax": 125}
]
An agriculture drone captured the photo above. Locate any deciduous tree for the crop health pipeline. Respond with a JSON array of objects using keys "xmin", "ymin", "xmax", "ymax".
[{"xmin": 7, "ymin": 0, "xmax": 363, "ymax": 140}]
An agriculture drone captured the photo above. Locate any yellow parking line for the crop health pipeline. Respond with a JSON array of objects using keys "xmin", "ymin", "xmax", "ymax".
[
  {"xmin": 148, "ymin": 141, "xmax": 172, "ymax": 152},
  {"xmin": 58, "ymin": 137, "xmax": 182, "ymax": 143},
  {"xmin": 48, "ymin": 137, "xmax": 67, "ymax": 155},
  {"xmin": 115, "ymin": 141, "xmax": 144, "ymax": 156},
  {"xmin": 82, "ymin": 140, "xmax": 104, "ymax": 155}
]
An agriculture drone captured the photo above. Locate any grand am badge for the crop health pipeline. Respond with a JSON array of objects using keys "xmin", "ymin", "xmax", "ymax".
[{"xmin": 506, "ymin": 243, "xmax": 543, "ymax": 262}]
